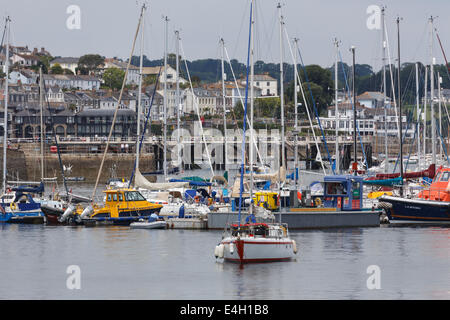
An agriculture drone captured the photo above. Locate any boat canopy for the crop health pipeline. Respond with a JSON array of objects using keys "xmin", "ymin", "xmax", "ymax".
[
  {"xmin": 11, "ymin": 182, "xmax": 44, "ymax": 194},
  {"xmin": 169, "ymin": 179, "xmax": 212, "ymax": 187}
]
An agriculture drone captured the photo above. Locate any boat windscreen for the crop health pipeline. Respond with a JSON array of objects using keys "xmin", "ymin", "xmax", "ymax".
[
  {"xmin": 433, "ymin": 171, "xmax": 442, "ymax": 183},
  {"xmin": 440, "ymin": 171, "xmax": 449, "ymax": 182},
  {"xmin": 125, "ymin": 191, "xmax": 146, "ymax": 201}
]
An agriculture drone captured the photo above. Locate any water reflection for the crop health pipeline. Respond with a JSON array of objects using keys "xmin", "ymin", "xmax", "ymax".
[{"xmin": 0, "ymin": 220, "xmax": 449, "ymax": 299}]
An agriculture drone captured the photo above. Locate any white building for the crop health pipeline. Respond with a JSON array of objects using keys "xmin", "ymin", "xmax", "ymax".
[
  {"xmin": 103, "ymin": 58, "xmax": 140, "ymax": 85},
  {"xmin": 142, "ymin": 65, "xmax": 188, "ymax": 85},
  {"xmin": 46, "ymin": 86, "xmax": 65, "ymax": 103},
  {"xmin": 50, "ymin": 57, "xmax": 79, "ymax": 74},
  {"xmin": 8, "ymin": 70, "xmax": 38, "ymax": 84},
  {"xmin": 320, "ymin": 102, "xmax": 412, "ymax": 138},
  {"xmin": 241, "ymin": 74, "xmax": 278, "ymax": 97},
  {"xmin": 11, "ymin": 53, "xmax": 40, "ymax": 67},
  {"xmin": 356, "ymin": 91, "xmax": 389, "ymax": 109},
  {"xmin": 43, "ymin": 74, "xmax": 101, "ymax": 91}
]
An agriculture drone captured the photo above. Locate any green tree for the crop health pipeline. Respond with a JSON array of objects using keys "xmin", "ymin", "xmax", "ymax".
[
  {"xmin": 103, "ymin": 67, "xmax": 125, "ymax": 90},
  {"xmin": 78, "ymin": 54, "xmax": 105, "ymax": 74},
  {"xmin": 63, "ymin": 68, "xmax": 74, "ymax": 75},
  {"xmin": 50, "ymin": 63, "xmax": 64, "ymax": 74},
  {"xmin": 143, "ymin": 74, "xmax": 157, "ymax": 86},
  {"xmin": 254, "ymin": 97, "xmax": 280, "ymax": 118},
  {"xmin": 286, "ymin": 65, "xmax": 333, "ymax": 116}
]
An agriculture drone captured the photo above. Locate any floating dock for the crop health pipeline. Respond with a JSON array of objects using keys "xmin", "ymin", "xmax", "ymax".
[{"xmin": 207, "ymin": 208, "xmax": 381, "ymax": 230}]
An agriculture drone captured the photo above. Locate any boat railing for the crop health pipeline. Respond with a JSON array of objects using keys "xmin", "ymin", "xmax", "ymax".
[{"xmin": 419, "ymin": 187, "xmax": 449, "ymax": 201}]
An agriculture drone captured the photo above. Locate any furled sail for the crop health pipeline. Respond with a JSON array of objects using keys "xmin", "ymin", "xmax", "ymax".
[
  {"xmin": 134, "ymin": 168, "xmax": 189, "ymax": 190},
  {"xmin": 243, "ymin": 166, "xmax": 286, "ymax": 183}
]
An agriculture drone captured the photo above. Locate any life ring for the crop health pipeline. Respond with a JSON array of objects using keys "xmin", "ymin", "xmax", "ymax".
[
  {"xmin": 194, "ymin": 196, "xmax": 200, "ymax": 203},
  {"xmin": 10, "ymin": 202, "xmax": 17, "ymax": 211}
]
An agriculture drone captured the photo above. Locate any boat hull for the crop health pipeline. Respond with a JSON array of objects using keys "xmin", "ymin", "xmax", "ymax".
[
  {"xmin": 83, "ymin": 207, "xmax": 162, "ymax": 226},
  {"xmin": 9, "ymin": 212, "xmax": 45, "ymax": 224},
  {"xmin": 130, "ymin": 220, "xmax": 167, "ymax": 229},
  {"xmin": 166, "ymin": 217, "xmax": 207, "ymax": 229},
  {"xmin": 41, "ymin": 205, "xmax": 65, "ymax": 225},
  {"xmin": 0, "ymin": 210, "xmax": 44, "ymax": 224},
  {"xmin": 379, "ymin": 196, "xmax": 450, "ymax": 223},
  {"xmin": 221, "ymin": 237, "xmax": 295, "ymax": 263}
]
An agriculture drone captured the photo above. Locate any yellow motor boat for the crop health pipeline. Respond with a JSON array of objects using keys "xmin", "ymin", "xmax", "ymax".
[
  {"xmin": 77, "ymin": 189, "xmax": 163, "ymax": 226},
  {"xmin": 253, "ymin": 191, "xmax": 279, "ymax": 211}
]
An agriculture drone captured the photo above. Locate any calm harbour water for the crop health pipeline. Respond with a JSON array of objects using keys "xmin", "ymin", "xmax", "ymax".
[
  {"xmin": 1, "ymin": 171, "xmax": 449, "ymax": 300},
  {"xmin": 0, "ymin": 223, "xmax": 449, "ymax": 300}
]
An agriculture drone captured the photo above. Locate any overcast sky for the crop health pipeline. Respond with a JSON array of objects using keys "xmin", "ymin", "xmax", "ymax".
[{"xmin": 1, "ymin": 0, "xmax": 449, "ymax": 72}]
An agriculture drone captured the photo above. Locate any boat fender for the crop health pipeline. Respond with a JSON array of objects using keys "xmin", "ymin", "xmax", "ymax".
[
  {"xmin": 229, "ymin": 242, "xmax": 234, "ymax": 254},
  {"xmin": 314, "ymin": 197, "xmax": 322, "ymax": 207},
  {"xmin": 214, "ymin": 244, "xmax": 224, "ymax": 258},
  {"xmin": 281, "ymin": 226, "xmax": 287, "ymax": 237},
  {"xmin": 218, "ymin": 244, "xmax": 224, "ymax": 258},
  {"xmin": 214, "ymin": 245, "xmax": 219, "ymax": 258},
  {"xmin": 10, "ymin": 202, "xmax": 17, "ymax": 211},
  {"xmin": 292, "ymin": 240, "xmax": 298, "ymax": 254},
  {"xmin": 178, "ymin": 204, "xmax": 185, "ymax": 218},
  {"xmin": 59, "ymin": 205, "xmax": 75, "ymax": 222},
  {"xmin": 80, "ymin": 205, "xmax": 94, "ymax": 219}
]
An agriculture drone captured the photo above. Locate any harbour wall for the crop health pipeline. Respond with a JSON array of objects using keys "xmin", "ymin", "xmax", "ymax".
[{"xmin": 0, "ymin": 147, "xmax": 156, "ymax": 184}]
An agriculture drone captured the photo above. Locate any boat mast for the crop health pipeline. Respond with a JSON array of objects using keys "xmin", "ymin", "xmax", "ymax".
[
  {"xmin": 39, "ymin": 67, "xmax": 44, "ymax": 182},
  {"xmin": 278, "ymin": 3, "xmax": 285, "ymax": 173},
  {"xmin": 416, "ymin": 63, "xmax": 421, "ymax": 170},
  {"xmin": 294, "ymin": 37, "xmax": 299, "ymax": 186},
  {"xmin": 220, "ymin": 38, "xmax": 227, "ymax": 173},
  {"xmin": 136, "ymin": 4, "xmax": 146, "ymax": 172},
  {"xmin": 423, "ymin": 65, "xmax": 428, "ymax": 166},
  {"xmin": 163, "ymin": 15, "xmax": 169, "ymax": 180},
  {"xmin": 334, "ymin": 38, "xmax": 339, "ymax": 174},
  {"xmin": 2, "ymin": 17, "xmax": 10, "ymax": 194},
  {"xmin": 175, "ymin": 29, "xmax": 181, "ymax": 172},
  {"xmin": 397, "ymin": 17, "xmax": 404, "ymax": 196},
  {"xmin": 249, "ymin": 0, "xmax": 255, "ymax": 216},
  {"xmin": 382, "ymin": 7, "xmax": 388, "ymax": 173},
  {"xmin": 430, "ymin": 16, "xmax": 436, "ymax": 166},
  {"xmin": 438, "ymin": 71, "xmax": 442, "ymax": 161},
  {"xmin": 351, "ymin": 46, "xmax": 357, "ymax": 175},
  {"xmin": 91, "ymin": 7, "xmax": 144, "ymax": 200}
]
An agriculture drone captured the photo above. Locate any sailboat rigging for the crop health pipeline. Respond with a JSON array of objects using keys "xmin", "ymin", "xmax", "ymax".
[{"xmin": 215, "ymin": 0, "xmax": 297, "ymax": 264}]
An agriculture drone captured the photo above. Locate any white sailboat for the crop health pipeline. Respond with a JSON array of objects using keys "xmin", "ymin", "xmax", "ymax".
[{"xmin": 215, "ymin": 1, "xmax": 297, "ymax": 263}]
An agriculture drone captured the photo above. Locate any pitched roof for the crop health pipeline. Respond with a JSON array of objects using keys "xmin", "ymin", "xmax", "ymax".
[
  {"xmin": 77, "ymin": 109, "xmax": 136, "ymax": 117},
  {"xmin": 51, "ymin": 57, "xmax": 79, "ymax": 64},
  {"xmin": 104, "ymin": 58, "xmax": 139, "ymax": 70},
  {"xmin": 43, "ymin": 74, "xmax": 100, "ymax": 81},
  {"xmin": 356, "ymin": 91, "xmax": 387, "ymax": 101},
  {"xmin": 142, "ymin": 66, "xmax": 166, "ymax": 75}
]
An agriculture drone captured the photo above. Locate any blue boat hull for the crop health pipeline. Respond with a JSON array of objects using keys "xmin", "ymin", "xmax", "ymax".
[
  {"xmin": 0, "ymin": 203, "xmax": 44, "ymax": 224},
  {"xmin": 0, "ymin": 210, "xmax": 44, "ymax": 224},
  {"xmin": 379, "ymin": 196, "xmax": 450, "ymax": 223}
]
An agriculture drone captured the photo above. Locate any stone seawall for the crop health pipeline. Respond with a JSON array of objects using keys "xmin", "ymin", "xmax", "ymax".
[
  {"xmin": 38, "ymin": 153, "xmax": 156, "ymax": 183},
  {"xmin": 6, "ymin": 151, "xmax": 155, "ymax": 184},
  {"xmin": 0, "ymin": 149, "xmax": 29, "ymax": 181},
  {"xmin": 38, "ymin": 153, "xmax": 156, "ymax": 184}
]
